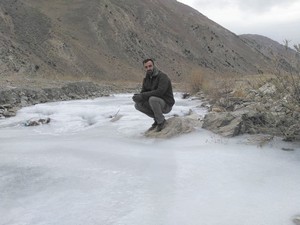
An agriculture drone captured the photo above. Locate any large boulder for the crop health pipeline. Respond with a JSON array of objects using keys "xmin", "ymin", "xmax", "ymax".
[
  {"xmin": 202, "ymin": 112, "xmax": 244, "ymax": 137},
  {"xmin": 202, "ymin": 109, "xmax": 268, "ymax": 137},
  {"xmin": 144, "ymin": 113, "xmax": 203, "ymax": 138}
]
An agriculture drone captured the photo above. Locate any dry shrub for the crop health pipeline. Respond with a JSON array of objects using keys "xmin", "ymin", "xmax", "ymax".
[
  {"xmin": 244, "ymin": 74, "xmax": 275, "ymax": 89},
  {"xmin": 272, "ymin": 43, "xmax": 300, "ymax": 103},
  {"xmin": 232, "ymin": 88, "xmax": 247, "ymax": 98},
  {"xmin": 188, "ymin": 69, "xmax": 207, "ymax": 93},
  {"xmin": 188, "ymin": 69, "xmax": 244, "ymax": 102},
  {"xmin": 188, "ymin": 69, "xmax": 219, "ymax": 94},
  {"xmin": 273, "ymin": 73, "xmax": 300, "ymax": 102}
]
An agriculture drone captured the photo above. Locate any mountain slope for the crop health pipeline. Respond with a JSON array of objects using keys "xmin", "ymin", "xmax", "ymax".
[
  {"xmin": 0, "ymin": 0, "xmax": 299, "ymax": 83},
  {"xmin": 240, "ymin": 34, "xmax": 300, "ymax": 73}
]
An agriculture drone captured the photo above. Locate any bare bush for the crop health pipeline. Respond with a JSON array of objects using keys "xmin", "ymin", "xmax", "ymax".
[
  {"xmin": 188, "ymin": 69, "xmax": 206, "ymax": 93},
  {"xmin": 294, "ymin": 44, "xmax": 300, "ymax": 53},
  {"xmin": 188, "ymin": 69, "xmax": 241, "ymax": 103}
]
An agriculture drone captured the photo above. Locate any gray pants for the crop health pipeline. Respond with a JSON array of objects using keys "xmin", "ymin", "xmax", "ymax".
[{"xmin": 135, "ymin": 96, "xmax": 172, "ymax": 124}]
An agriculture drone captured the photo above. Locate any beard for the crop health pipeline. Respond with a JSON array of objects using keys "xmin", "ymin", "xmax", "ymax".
[
  {"xmin": 146, "ymin": 66, "xmax": 158, "ymax": 76},
  {"xmin": 146, "ymin": 69, "xmax": 153, "ymax": 76}
]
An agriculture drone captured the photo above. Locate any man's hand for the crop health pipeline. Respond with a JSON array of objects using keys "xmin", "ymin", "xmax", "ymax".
[{"xmin": 132, "ymin": 94, "xmax": 143, "ymax": 103}]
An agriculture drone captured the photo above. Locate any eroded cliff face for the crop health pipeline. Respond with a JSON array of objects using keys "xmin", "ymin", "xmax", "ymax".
[{"xmin": 0, "ymin": 0, "xmax": 299, "ymax": 83}]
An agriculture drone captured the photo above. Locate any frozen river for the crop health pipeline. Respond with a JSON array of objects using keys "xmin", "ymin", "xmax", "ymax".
[{"xmin": 0, "ymin": 93, "xmax": 300, "ymax": 225}]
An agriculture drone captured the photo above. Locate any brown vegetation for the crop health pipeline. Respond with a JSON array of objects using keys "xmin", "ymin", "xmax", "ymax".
[{"xmin": 188, "ymin": 43, "xmax": 300, "ymax": 141}]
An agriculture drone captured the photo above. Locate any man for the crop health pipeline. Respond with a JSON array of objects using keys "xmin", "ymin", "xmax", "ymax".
[{"xmin": 132, "ymin": 58, "xmax": 175, "ymax": 132}]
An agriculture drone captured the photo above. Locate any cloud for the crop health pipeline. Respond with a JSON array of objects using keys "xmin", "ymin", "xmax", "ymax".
[
  {"xmin": 177, "ymin": 0, "xmax": 300, "ymax": 44},
  {"xmin": 185, "ymin": 0, "xmax": 299, "ymax": 14},
  {"xmin": 236, "ymin": 0, "xmax": 299, "ymax": 13}
]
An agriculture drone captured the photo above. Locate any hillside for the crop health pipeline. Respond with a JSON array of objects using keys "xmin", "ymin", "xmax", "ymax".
[
  {"xmin": 240, "ymin": 34, "xmax": 300, "ymax": 73},
  {"xmin": 0, "ymin": 0, "xmax": 299, "ymax": 84}
]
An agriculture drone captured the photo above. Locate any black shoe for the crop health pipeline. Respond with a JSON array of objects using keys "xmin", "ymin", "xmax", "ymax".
[
  {"xmin": 147, "ymin": 121, "xmax": 157, "ymax": 132},
  {"xmin": 156, "ymin": 120, "xmax": 166, "ymax": 132}
]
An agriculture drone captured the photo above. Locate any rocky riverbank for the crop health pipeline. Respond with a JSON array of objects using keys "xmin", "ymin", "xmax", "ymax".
[
  {"xmin": 0, "ymin": 82, "xmax": 123, "ymax": 118},
  {"xmin": 199, "ymin": 82, "xmax": 300, "ymax": 142}
]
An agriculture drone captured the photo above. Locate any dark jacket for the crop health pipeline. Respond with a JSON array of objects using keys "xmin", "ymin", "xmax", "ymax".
[{"xmin": 141, "ymin": 70, "xmax": 175, "ymax": 107}]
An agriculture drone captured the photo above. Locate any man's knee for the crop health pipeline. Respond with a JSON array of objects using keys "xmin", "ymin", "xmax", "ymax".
[
  {"xmin": 149, "ymin": 96, "xmax": 161, "ymax": 105},
  {"xmin": 149, "ymin": 96, "xmax": 171, "ymax": 114}
]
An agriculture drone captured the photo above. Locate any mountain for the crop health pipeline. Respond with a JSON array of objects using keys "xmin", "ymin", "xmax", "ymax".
[
  {"xmin": 0, "ymin": 0, "xmax": 299, "ymax": 83},
  {"xmin": 240, "ymin": 34, "xmax": 300, "ymax": 74}
]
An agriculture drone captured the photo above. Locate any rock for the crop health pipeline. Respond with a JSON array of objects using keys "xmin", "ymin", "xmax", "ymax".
[
  {"xmin": 3, "ymin": 111, "xmax": 16, "ymax": 117},
  {"xmin": 202, "ymin": 110, "xmax": 270, "ymax": 137},
  {"xmin": 202, "ymin": 112, "xmax": 244, "ymax": 137},
  {"xmin": 0, "ymin": 104, "xmax": 13, "ymax": 109},
  {"xmin": 293, "ymin": 215, "xmax": 300, "ymax": 225},
  {"xmin": 24, "ymin": 118, "xmax": 51, "ymax": 126},
  {"xmin": 258, "ymin": 83, "xmax": 276, "ymax": 95},
  {"xmin": 2, "ymin": 108, "xmax": 17, "ymax": 117},
  {"xmin": 211, "ymin": 106, "xmax": 225, "ymax": 112},
  {"xmin": 0, "ymin": 104, "xmax": 17, "ymax": 118},
  {"xmin": 145, "ymin": 113, "xmax": 203, "ymax": 138},
  {"xmin": 182, "ymin": 92, "xmax": 191, "ymax": 99}
]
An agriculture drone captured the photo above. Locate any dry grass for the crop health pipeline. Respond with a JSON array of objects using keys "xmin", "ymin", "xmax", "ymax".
[
  {"xmin": 187, "ymin": 70, "xmax": 294, "ymax": 100},
  {"xmin": 187, "ymin": 69, "xmax": 251, "ymax": 101}
]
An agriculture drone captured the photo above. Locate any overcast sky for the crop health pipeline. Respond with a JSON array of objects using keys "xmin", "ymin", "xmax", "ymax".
[{"xmin": 177, "ymin": 0, "xmax": 300, "ymax": 46}]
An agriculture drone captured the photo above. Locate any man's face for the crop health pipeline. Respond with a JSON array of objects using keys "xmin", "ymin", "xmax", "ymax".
[{"xmin": 144, "ymin": 61, "xmax": 154, "ymax": 74}]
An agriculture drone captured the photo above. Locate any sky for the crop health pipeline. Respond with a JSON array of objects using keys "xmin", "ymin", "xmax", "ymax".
[
  {"xmin": 1, "ymin": 93, "xmax": 300, "ymax": 225},
  {"xmin": 177, "ymin": 0, "xmax": 300, "ymax": 46}
]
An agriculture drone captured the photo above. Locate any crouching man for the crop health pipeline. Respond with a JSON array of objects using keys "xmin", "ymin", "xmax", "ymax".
[{"xmin": 132, "ymin": 58, "xmax": 175, "ymax": 132}]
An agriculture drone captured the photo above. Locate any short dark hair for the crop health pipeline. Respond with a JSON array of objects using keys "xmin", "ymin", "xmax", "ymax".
[{"xmin": 142, "ymin": 58, "xmax": 154, "ymax": 65}]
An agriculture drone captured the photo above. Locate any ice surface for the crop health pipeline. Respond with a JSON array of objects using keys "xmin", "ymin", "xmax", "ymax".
[{"xmin": 0, "ymin": 93, "xmax": 300, "ymax": 225}]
